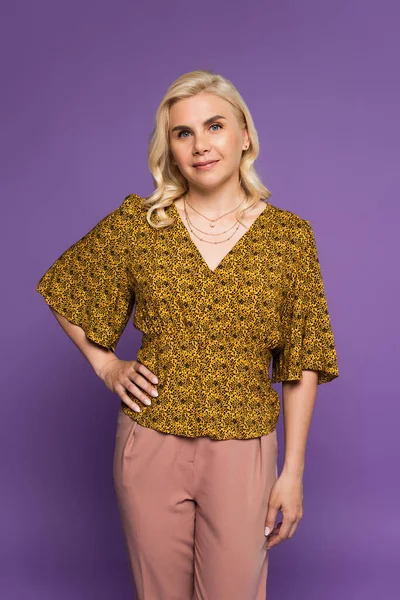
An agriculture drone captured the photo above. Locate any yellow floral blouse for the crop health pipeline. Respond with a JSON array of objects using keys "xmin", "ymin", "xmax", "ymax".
[{"xmin": 36, "ymin": 193, "xmax": 339, "ymax": 440}]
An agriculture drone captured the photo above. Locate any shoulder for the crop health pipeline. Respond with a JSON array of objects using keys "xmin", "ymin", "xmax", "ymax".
[
  {"xmin": 109, "ymin": 192, "xmax": 147, "ymax": 232},
  {"xmin": 82, "ymin": 193, "xmax": 145, "ymax": 248},
  {"xmin": 267, "ymin": 202, "xmax": 313, "ymax": 238},
  {"xmin": 118, "ymin": 192, "xmax": 146, "ymax": 216},
  {"xmin": 266, "ymin": 203, "xmax": 317, "ymax": 271}
]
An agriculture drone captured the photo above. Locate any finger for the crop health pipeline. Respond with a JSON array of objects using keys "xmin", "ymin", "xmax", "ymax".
[
  {"xmin": 127, "ymin": 371, "xmax": 159, "ymax": 400},
  {"xmin": 266, "ymin": 522, "xmax": 284, "ymax": 549},
  {"xmin": 123, "ymin": 380, "xmax": 153, "ymax": 407},
  {"xmin": 129, "ymin": 364, "xmax": 159, "ymax": 394},
  {"xmin": 267, "ymin": 523, "xmax": 282, "ymax": 538},
  {"xmin": 267, "ymin": 518, "xmax": 301, "ymax": 548},
  {"xmin": 266, "ymin": 534, "xmax": 284, "ymax": 549},
  {"xmin": 264, "ymin": 505, "xmax": 279, "ymax": 537},
  {"xmin": 287, "ymin": 512, "xmax": 303, "ymax": 538},
  {"xmin": 277, "ymin": 513, "xmax": 294, "ymax": 541},
  {"xmin": 116, "ymin": 385, "xmax": 143, "ymax": 413},
  {"xmin": 134, "ymin": 361, "xmax": 158, "ymax": 384},
  {"xmin": 287, "ymin": 521, "xmax": 300, "ymax": 539}
]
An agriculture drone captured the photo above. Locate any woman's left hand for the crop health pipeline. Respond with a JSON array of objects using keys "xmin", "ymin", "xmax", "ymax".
[{"xmin": 264, "ymin": 471, "xmax": 304, "ymax": 549}]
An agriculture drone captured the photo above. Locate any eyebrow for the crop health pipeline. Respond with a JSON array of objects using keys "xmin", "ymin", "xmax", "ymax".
[{"xmin": 171, "ymin": 114, "xmax": 227, "ymax": 133}]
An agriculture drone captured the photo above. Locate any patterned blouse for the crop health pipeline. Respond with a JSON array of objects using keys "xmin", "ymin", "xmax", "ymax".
[{"xmin": 36, "ymin": 193, "xmax": 339, "ymax": 440}]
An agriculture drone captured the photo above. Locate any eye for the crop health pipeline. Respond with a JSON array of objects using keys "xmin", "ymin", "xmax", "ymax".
[
  {"xmin": 210, "ymin": 123, "xmax": 222, "ymax": 132},
  {"xmin": 177, "ymin": 122, "xmax": 223, "ymax": 139}
]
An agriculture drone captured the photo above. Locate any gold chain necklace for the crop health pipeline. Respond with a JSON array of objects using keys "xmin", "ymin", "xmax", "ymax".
[
  {"xmin": 183, "ymin": 193, "xmax": 247, "ymax": 228},
  {"xmin": 182, "ymin": 193, "xmax": 246, "ymax": 245},
  {"xmin": 185, "ymin": 211, "xmax": 239, "ymax": 237}
]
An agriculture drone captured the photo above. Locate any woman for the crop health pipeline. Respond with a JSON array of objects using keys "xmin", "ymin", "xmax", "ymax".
[{"xmin": 36, "ymin": 70, "xmax": 339, "ymax": 599}]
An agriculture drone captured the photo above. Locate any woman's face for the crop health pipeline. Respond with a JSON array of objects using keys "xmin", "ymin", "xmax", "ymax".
[{"xmin": 168, "ymin": 93, "xmax": 249, "ymax": 191}]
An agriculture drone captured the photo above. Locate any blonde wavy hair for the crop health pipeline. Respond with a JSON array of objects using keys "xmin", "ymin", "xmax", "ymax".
[{"xmin": 143, "ymin": 69, "xmax": 272, "ymax": 229}]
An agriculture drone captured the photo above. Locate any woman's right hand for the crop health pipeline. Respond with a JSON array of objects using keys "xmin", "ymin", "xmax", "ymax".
[{"xmin": 98, "ymin": 358, "xmax": 159, "ymax": 413}]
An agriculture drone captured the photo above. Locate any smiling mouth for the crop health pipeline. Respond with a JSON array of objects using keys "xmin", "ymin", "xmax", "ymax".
[{"xmin": 193, "ymin": 160, "xmax": 219, "ymax": 170}]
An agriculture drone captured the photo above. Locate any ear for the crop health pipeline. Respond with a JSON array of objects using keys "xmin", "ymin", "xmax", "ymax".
[{"xmin": 242, "ymin": 129, "xmax": 250, "ymax": 151}]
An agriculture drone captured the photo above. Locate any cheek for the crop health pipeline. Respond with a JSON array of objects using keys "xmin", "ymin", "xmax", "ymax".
[
  {"xmin": 172, "ymin": 150, "xmax": 187, "ymax": 169},
  {"xmin": 172, "ymin": 147, "xmax": 189, "ymax": 167},
  {"xmin": 215, "ymin": 133, "xmax": 242, "ymax": 157}
]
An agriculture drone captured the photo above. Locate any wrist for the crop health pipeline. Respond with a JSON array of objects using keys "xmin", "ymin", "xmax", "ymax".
[
  {"xmin": 282, "ymin": 462, "xmax": 304, "ymax": 479},
  {"xmin": 94, "ymin": 354, "xmax": 119, "ymax": 380}
]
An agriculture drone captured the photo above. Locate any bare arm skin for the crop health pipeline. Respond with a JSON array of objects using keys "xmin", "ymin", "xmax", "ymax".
[
  {"xmin": 281, "ymin": 370, "xmax": 318, "ymax": 478},
  {"xmin": 48, "ymin": 307, "xmax": 159, "ymax": 413},
  {"xmin": 264, "ymin": 370, "xmax": 318, "ymax": 549}
]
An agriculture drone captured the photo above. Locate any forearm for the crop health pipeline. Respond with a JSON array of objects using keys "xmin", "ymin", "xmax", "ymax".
[
  {"xmin": 49, "ymin": 307, "xmax": 119, "ymax": 377},
  {"xmin": 281, "ymin": 370, "xmax": 318, "ymax": 478}
]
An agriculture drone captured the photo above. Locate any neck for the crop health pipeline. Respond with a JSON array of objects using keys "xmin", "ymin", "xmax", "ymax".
[{"xmin": 183, "ymin": 184, "xmax": 246, "ymax": 215}]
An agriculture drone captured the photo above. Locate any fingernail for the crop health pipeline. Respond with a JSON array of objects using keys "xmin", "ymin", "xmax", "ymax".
[
  {"xmin": 265, "ymin": 526, "xmax": 271, "ymax": 536},
  {"xmin": 153, "ymin": 377, "xmax": 158, "ymax": 384}
]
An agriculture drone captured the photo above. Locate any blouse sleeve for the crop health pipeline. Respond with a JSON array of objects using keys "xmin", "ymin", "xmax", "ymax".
[
  {"xmin": 36, "ymin": 195, "xmax": 137, "ymax": 352},
  {"xmin": 271, "ymin": 219, "xmax": 339, "ymax": 385}
]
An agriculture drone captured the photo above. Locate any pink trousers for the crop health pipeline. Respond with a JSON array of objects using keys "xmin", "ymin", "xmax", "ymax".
[{"xmin": 113, "ymin": 406, "xmax": 279, "ymax": 600}]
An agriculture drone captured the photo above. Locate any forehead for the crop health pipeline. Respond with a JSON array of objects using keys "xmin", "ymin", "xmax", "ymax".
[{"xmin": 169, "ymin": 93, "xmax": 235, "ymax": 125}]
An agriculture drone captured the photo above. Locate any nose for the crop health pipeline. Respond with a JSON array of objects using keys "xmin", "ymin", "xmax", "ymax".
[{"xmin": 192, "ymin": 132, "xmax": 211, "ymax": 155}]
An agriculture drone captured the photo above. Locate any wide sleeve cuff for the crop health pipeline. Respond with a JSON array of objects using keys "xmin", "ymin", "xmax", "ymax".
[
  {"xmin": 36, "ymin": 195, "xmax": 137, "ymax": 351},
  {"xmin": 271, "ymin": 219, "xmax": 339, "ymax": 385}
]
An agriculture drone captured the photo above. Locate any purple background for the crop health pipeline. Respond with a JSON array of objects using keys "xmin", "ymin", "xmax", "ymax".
[{"xmin": 2, "ymin": 0, "xmax": 399, "ymax": 598}]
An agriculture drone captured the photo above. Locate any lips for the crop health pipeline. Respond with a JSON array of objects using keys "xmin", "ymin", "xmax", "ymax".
[{"xmin": 193, "ymin": 160, "xmax": 219, "ymax": 167}]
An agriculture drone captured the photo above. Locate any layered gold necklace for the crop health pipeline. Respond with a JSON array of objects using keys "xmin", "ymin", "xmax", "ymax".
[{"xmin": 182, "ymin": 193, "xmax": 247, "ymax": 245}]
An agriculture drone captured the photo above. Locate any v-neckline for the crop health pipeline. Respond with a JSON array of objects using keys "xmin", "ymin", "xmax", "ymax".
[{"xmin": 170, "ymin": 200, "xmax": 271, "ymax": 274}]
